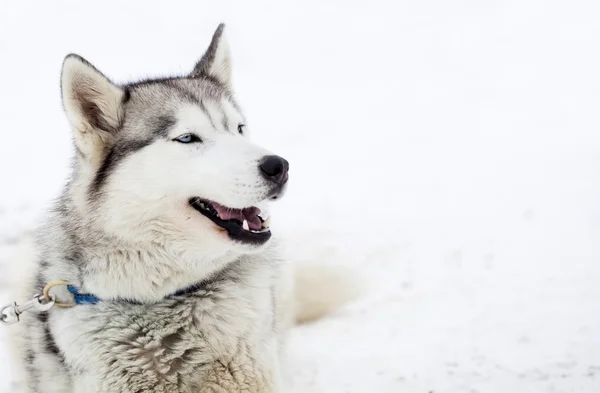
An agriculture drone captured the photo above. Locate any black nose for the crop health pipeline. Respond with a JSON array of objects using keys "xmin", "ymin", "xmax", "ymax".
[{"xmin": 259, "ymin": 155, "xmax": 289, "ymax": 184}]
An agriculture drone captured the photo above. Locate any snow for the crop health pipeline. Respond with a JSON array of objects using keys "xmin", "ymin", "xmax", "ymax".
[{"xmin": 1, "ymin": 0, "xmax": 600, "ymax": 391}]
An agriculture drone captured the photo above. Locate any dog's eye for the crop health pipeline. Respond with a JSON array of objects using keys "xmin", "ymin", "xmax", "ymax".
[
  {"xmin": 174, "ymin": 133, "xmax": 202, "ymax": 143},
  {"xmin": 238, "ymin": 124, "xmax": 245, "ymax": 135}
]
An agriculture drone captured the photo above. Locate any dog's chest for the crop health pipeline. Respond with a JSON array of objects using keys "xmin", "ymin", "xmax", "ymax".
[{"xmin": 52, "ymin": 274, "xmax": 279, "ymax": 392}]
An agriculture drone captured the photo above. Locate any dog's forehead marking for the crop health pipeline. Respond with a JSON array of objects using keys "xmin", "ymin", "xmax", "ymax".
[
  {"xmin": 175, "ymin": 99, "xmax": 242, "ymax": 135},
  {"xmin": 177, "ymin": 105, "xmax": 215, "ymax": 133},
  {"xmin": 125, "ymin": 77, "xmax": 246, "ymax": 135},
  {"xmin": 221, "ymin": 100, "xmax": 242, "ymax": 131},
  {"xmin": 198, "ymin": 100, "xmax": 218, "ymax": 130}
]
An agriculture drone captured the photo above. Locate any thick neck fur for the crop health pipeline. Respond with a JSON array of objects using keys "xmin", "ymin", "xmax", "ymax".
[{"xmin": 37, "ymin": 166, "xmax": 265, "ymax": 303}]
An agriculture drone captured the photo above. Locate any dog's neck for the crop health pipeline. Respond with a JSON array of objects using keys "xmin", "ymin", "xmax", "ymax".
[
  {"xmin": 78, "ymin": 243, "xmax": 239, "ymax": 303},
  {"xmin": 40, "ymin": 200, "xmax": 242, "ymax": 304}
]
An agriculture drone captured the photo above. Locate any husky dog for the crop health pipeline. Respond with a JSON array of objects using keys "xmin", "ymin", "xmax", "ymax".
[{"xmin": 8, "ymin": 24, "xmax": 354, "ymax": 393}]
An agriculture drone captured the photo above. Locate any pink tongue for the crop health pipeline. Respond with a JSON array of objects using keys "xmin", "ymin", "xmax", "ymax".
[{"xmin": 211, "ymin": 203, "xmax": 262, "ymax": 231}]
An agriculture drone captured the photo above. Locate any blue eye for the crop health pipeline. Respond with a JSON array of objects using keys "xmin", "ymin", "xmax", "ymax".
[{"xmin": 174, "ymin": 133, "xmax": 202, "ymax": 143}]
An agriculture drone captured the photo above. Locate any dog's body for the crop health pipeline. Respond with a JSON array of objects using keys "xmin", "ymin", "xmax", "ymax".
[{"xmin": 7, "ymin": 25, "xmax": 353, "ymax": 392}]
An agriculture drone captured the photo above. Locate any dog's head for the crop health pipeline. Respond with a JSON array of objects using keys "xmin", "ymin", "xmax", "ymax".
[{"xmin": 61, "ymin": 24, "xmax": 288, "ymax": 255}]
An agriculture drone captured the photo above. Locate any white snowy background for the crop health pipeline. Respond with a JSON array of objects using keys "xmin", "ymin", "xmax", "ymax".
[{"xmin": 1, "ymin": 0, "xmax": 600, "ymax": 392}]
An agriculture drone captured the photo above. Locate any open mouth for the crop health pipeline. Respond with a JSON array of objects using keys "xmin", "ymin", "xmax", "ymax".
[{"xmin": 189, "ymin": 197, "xmax": 271, "ymax": 245}]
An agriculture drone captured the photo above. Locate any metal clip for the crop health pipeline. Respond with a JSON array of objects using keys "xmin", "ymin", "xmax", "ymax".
[{"xmin": 0, "ymin": 294, "xmax": 56, "ymax": 326}]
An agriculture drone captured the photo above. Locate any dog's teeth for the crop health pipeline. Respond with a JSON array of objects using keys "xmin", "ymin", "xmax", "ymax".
[
  {"xmin": 262, "ymin": 216, "xmax": 271, "ymax": 229},
  {"xmin": 242, "ymin": 220, "xmax": 249, "ymax": 231}
]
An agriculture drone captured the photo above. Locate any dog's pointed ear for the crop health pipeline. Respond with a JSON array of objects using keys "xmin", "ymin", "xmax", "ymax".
[
  {"xmin": 61, "ymin": 54, "xmax": 127, "ymax": 162},
  {"xmin": 190, "ymin": 23, "xmax": 231, "ymax": 87}
]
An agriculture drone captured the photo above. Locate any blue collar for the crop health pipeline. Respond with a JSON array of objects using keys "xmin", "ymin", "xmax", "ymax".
[{"xmin": 67, "ymin": 281, "xmax": 208, "ymax": 305}]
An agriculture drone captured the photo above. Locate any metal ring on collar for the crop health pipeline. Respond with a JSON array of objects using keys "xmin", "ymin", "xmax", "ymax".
[{"xmin": 43, "ymin": 280, "xmax": 75, "ymax": 308}]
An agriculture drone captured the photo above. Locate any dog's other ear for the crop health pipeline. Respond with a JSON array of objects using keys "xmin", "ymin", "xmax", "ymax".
[
  {"xmin": 190, "ymin": 23, "xmax": 231, "ymax": 87},
  {"xmin": 61, "ymin": 54, "xmax": 126, "ymax": 163}
]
